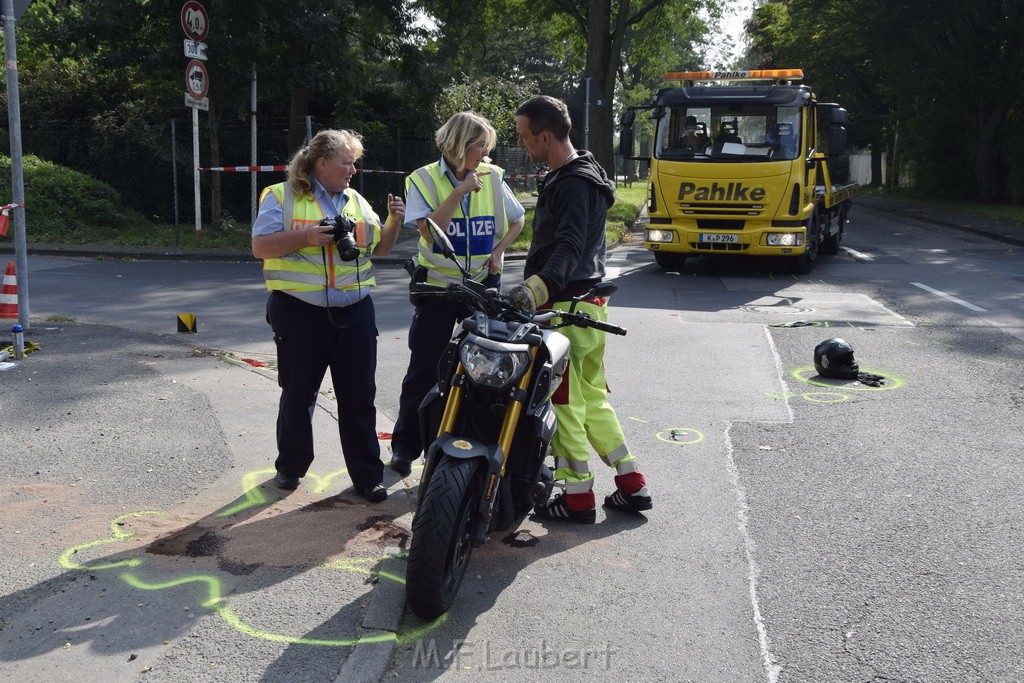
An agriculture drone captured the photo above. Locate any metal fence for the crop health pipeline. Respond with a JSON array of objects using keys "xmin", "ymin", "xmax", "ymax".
[{"xmin": 9, "ymin": 114, "xmax": 545, "ymax": 230}]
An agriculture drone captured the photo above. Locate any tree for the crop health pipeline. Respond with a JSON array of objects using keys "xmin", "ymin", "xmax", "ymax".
[
  {"xmin": 746, "ymin": 0, "xmax": 894, "ymax": 187},
  {"xmin": 433, "ymin": 77, "xmax": 537, "ymax": 143},
  {"xmin": 416, "ymin": 0, "xmax": 720, "ymax": 176},
  {"xmin": 884, "ymin": 0, "xmax": 1024, "ymax": 201},
  {"xmin": 745, "ymin": 0, "xmax": 1024, "ymax": 201},
  {"xmin": 9, "ymin": 0, "xmax": 423, "ymax": 226},
  {"xmin": 202, "ymin": 0, "xmax": 418, "ymax": 222}
]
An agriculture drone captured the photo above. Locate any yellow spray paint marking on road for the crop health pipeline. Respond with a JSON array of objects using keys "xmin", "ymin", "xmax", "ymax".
[
  {"xmin": 55, "ymin": 469, "xmax": 444, "ymax": 648},
  {"xmin": 119, "ymin": 563, "xmax": 440, "ymax": 647},
  {"xmin": 656, "ymin": 427, "xmax": 704, "ymax": 445},
  {"xmin": 216, "ymin": 468, "xmax": 354, "ymax": 517},
  {"xmin": 324, "ymin": 554, "xmax": 410, "ymax": 586},
  {"xmin": 791, "ymin": 366, "xmax": 905, "ymax": 391},
  {"xmin": 58, "ymin": 511, "xmax": 166, "ymax": 570}
]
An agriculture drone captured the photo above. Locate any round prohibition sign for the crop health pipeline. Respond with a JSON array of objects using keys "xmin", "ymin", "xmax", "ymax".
[
  {"xmin": 180, "ymin": 1, "xmax": 210, "ymax": 41},
  {"xmin": 185, "ymin": 60, "xmax": 209, "ymax": 100}
]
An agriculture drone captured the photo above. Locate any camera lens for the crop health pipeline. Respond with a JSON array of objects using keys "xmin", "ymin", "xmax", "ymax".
[{"xmin": 336, "ymin": 232, "xmax": 360, "ymax": 261}]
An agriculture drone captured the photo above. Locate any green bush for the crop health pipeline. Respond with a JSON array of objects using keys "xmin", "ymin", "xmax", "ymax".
[
  {"xmin": 0, "ymin": 154, "xmax": 147, "ymax": 242},
  {"xmin": 510, "ymin": 182, "xmax": 646, "ymax": 251}
]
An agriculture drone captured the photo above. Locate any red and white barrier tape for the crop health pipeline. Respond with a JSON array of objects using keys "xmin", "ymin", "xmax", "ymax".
[
  {"xmin": 199, "ymin": 166, "xmax": 547, "ymax": 179},
  {"xmin": 200, "ymin": 165, "xmax": 287, "ymax": 172},
  {"xmin": 0, "ymin": 203, "xmax": 24, "ymax": 237}
]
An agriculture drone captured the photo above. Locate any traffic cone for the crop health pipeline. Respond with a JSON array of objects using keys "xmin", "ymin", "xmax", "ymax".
[{"xmin": 0, "ymin": 261, "xmax": 18, "ymax": 320}]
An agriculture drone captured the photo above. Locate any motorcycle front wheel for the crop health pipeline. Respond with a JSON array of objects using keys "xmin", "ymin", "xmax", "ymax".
[{"xmin": 406, "ymin": 456, "xmax": 484, "ymax": 620}]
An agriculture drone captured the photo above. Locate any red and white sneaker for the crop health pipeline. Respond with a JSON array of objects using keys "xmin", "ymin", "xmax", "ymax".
[
  {"xmin": 604, "ymin": 472, "xmax": 653, "ymax": 512},
  {"xmin": 533, "ymin": 492, "xmax": 596, "ymax": 524}
]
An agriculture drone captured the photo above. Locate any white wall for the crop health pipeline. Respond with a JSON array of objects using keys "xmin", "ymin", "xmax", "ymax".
[{"xmin": 849, "ymin": 151, "xmax": 885, "ymax": 186}]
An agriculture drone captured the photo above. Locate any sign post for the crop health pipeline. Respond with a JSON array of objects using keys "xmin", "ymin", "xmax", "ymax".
[
  {"xmin": 180, "ymin": 2, "xmax": 209, "ymax": 238},
  {"xmin": 3, "ymin": 0, "xmax": 30, "ymax": 329}
]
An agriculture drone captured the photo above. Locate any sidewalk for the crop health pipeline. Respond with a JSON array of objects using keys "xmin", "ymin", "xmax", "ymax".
[{"xmin": 855, "ymin": 195, "xmax": 1024, "ymax": 248}]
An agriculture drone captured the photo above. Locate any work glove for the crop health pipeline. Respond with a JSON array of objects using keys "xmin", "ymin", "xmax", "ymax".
[
  {"xmin": 857, "ymin": 372, "xmax": 886, "ymax": 388},
  {"xmin": 507, "ymin": 275, "xmax": 549, "ymax": 315}
]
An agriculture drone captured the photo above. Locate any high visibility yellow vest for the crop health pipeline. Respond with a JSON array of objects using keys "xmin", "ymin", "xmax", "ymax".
[
  {"xmin": 407, "ymin": 162, "xmax": 508, "ymax": 286},
  {"xmin": 259, "ymin": 183, "xmax": 381, "ymax": 292}
]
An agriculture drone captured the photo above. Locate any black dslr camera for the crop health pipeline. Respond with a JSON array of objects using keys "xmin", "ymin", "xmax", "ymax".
[{"xmin": 319, "ymin": 215, "xmax": 361, "ymax": 261}]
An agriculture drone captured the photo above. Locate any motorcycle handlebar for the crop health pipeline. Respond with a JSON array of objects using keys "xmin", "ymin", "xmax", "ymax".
[
  {"xmin": 411, "ymin": 281, "xmax": 498, "ymax": 316},
  {"xmin": 587, "ymin": 318, "xmax": 628, "ymax": 336},
  {"xmin": 566, "ymin": 312, "xmax": 627, "ymax": 336},
  {"xmin": 410, "ymin": 282, "xmax": 447, "ymax": 295},
  {"xmin": 409, "ymin": 283, "xmax": 627, "ymax": 335}
]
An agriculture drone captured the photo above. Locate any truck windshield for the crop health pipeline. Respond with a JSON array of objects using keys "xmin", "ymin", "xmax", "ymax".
[{"xmin": 655, "ymin": 105, "xmax": 802, "ymax": 162}]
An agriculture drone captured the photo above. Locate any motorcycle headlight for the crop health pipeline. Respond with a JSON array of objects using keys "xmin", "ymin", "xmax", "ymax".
[{"xmin": 459, "ymin": 335, "xmax": 532, "ymax": 389}]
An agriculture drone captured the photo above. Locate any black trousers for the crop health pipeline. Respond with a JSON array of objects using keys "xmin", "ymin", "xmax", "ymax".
[
  {"xmin": 266, "ymin": 290, "xmax": 382, "ymax": 490},
  {"xmin": 391, "ymin": 273, "xmax": 500, "ymax": 460}
]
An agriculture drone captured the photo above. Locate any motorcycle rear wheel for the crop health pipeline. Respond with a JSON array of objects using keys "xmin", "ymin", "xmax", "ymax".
[{"xmin": 407, "ymin": 456, "xmax": 484, "ymax": 620}]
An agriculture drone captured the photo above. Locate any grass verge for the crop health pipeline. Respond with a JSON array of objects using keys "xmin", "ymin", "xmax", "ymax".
[
  {"xmin": 510, "ymin": 181, "xmax": 646, "ymax": 252},
  {"xmin": 859, "ymin": 186, "xmax": 1024, "ymax": 226}
]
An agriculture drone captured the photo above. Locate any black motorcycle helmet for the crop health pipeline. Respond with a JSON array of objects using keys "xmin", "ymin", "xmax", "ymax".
[{"xmin": 814, "ymin": 338, "xmax": 859, "ymax": 379}]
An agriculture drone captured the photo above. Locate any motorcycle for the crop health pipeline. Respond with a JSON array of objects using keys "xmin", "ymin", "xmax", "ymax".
[{"xmin": 404, "ymin": 219, "xmax": 627, "ymax": 620}]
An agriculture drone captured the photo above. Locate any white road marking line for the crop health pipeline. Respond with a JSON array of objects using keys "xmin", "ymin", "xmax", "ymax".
[
  {"xmin": 911, "ymin": 282, "xmax": 987, "ymax": 312},
  {"xmin": 841, "ymin": 246, "xmax": 874, "ymax": 261},
  {"xmin": 721, "ymin": 327, "xmax": 791, "ymax": 683},
  {"xmin": 724, "ymin": 424, "xmax": 781, "ymax": 683}
]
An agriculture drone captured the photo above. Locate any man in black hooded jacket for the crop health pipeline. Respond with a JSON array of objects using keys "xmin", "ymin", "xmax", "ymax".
[{"xmin": 510, "ymin": 95, "xmax": 653, "ymax": 524}]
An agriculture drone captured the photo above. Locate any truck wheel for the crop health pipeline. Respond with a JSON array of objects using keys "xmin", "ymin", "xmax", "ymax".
[
  {"xmin": 654, "ymin": 252, "xmax": 687, "ymax": 270},
  {"xmin": 789, "ymin": 212, "xmax": 821, "ymax": 274}
]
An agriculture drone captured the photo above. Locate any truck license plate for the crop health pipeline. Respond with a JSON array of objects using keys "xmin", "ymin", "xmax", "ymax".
[{"xmin": 699, "ymin": 233, "xmax": 739, "ymax": 244}]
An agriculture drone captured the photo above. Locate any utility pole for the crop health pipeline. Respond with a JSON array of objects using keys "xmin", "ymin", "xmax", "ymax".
[{"xmin": 2, "ymin": 0, "xmax": 32, "ymax": 329}]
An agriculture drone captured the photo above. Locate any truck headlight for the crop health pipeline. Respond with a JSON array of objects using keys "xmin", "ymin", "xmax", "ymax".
[
  {"xmin": 646, "ymin": 229, "xmax": 675, "ymax": 243},
  {"xmin": 460, "ymin": 339, "xmax": 532, "ymax": 389},
  {"xmin": 767, "ymin": 233, "xmax": 804, "ymax": 247}
]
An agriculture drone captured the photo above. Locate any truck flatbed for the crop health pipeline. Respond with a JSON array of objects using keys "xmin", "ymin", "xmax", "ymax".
[{"xmin": 815, "ymin": 182, "xmax": 859, "ymax": 208}]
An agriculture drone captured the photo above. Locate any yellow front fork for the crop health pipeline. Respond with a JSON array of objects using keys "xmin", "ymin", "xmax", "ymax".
[{"xmin": 433, "ymin": 349, "xmax": 538, "ymax": 489}]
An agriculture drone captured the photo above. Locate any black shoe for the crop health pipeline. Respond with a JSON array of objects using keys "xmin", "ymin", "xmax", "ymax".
[
  {"xmin": 604, "ymin": 487, "xmax": 653, "ymax": 512},
  {"xmin": 389, "ymin": 455, "xmax": 414, "ymax": 477},
  {"xmin": 356, "ymin": 483, "xmax": 387, "ymax": 503},
  {"xmin": 533, "ymin": 493, "xmax": 596, "ymax": 524},
  {"xmin": 274, "ymin": 472, "xmax": 300, "ymax": 490}
]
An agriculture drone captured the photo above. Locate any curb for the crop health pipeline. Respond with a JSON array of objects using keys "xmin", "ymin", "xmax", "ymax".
[
  {"xmin": 335, "ymin": 544, "xmax": 409, "ymax": 681},
  {"xmin": 856, "ymin": 196, "xmax": 1024, "ymax": 248}
]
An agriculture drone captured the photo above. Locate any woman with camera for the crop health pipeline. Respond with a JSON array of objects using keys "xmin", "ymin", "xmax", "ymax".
[
  {"xmin": 388, "ymin": 111, "xmax": 525, "ymax": 477},
  {"xmin": 252, "ymin": 128, "xmax": 404, "ymax": 502}
]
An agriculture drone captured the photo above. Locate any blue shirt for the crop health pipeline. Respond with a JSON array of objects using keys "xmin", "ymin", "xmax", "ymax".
[
  {"xmin": 253, "ymin": 178, "xmax": 381, "ymax": 308},
  {"xmin": 404, "ymin": 157, "xmax": 525, "ymax": 231}
]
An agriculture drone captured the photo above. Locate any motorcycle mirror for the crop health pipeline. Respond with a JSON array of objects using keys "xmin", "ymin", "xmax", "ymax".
[
  {"xmin": 425, "ymin": 217, "xmax": 472, "ymax": 279},
  {"xmin": 425, "ymin": 218, "xmax": 457, "ymax": 259},
  {"xmin": 587, "ymin": 281, "xmax": 619, "ymax": 299},
  {"xmin": 568, "ymin": 280, "xmax": 619, "ymax": 313}
]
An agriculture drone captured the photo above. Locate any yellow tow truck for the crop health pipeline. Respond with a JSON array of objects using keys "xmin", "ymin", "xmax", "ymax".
[{"xmin": 619, "ymin": 69, "xmax": 858, "ymax": 273}]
